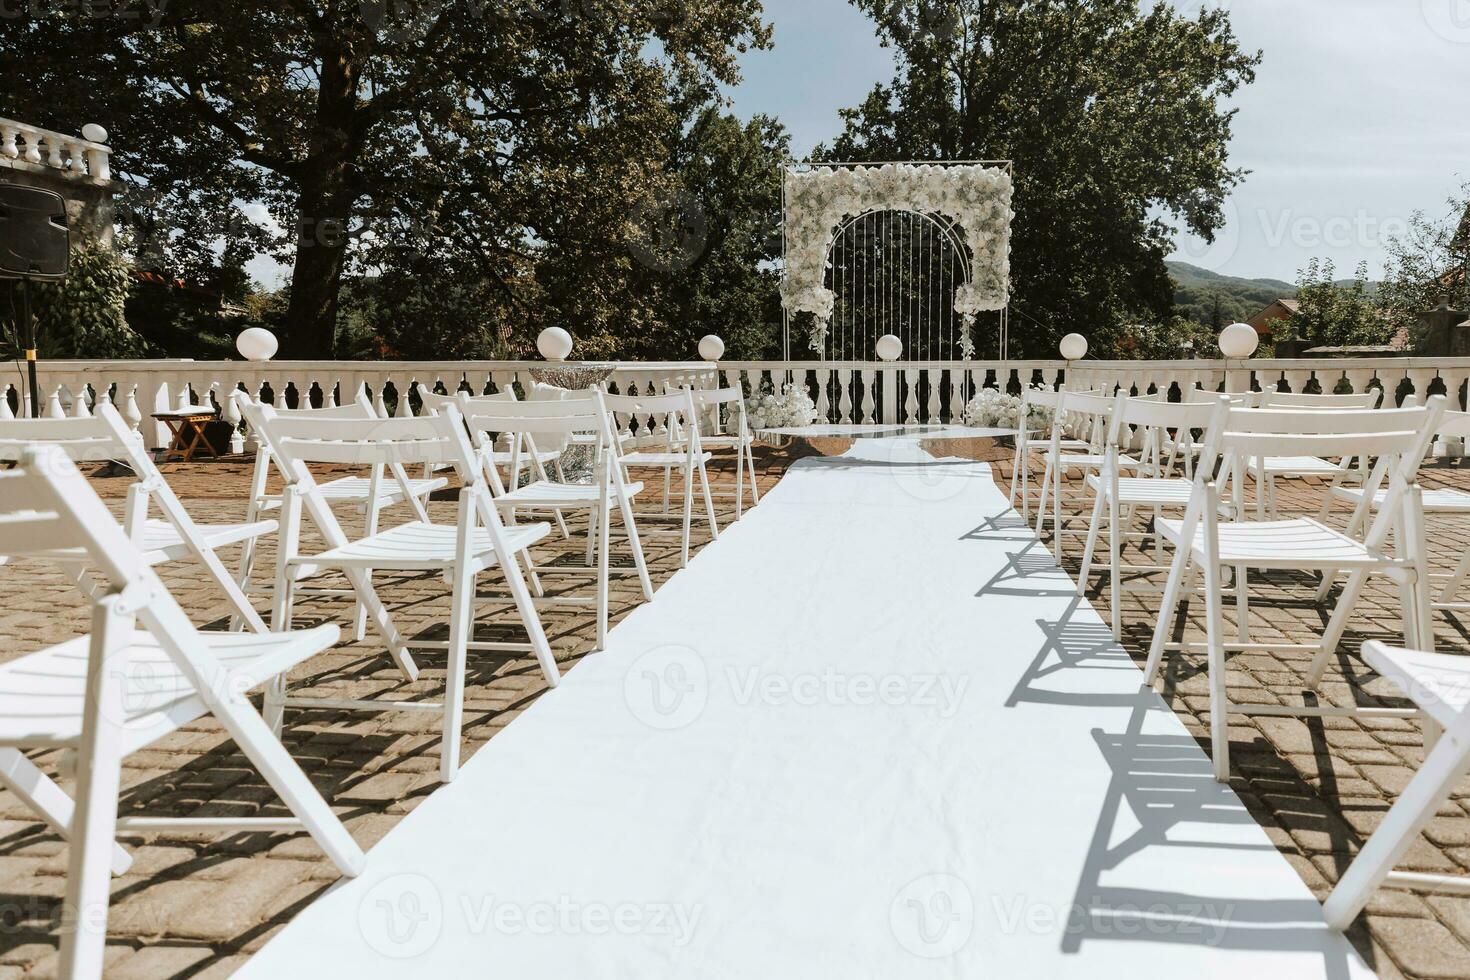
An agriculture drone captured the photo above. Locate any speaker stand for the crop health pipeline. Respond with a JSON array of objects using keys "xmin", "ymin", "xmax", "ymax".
[{"xmin": 21, "ymin": 279, "xmax": 39, "ymax": 419}]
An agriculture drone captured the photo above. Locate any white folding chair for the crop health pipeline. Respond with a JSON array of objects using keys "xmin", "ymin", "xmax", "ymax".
[
  {"xmin": 1322, "ymin": 639, "xmax": 1470, "ymax": 929},
  {"xmin": 1144, "ymin": 396, "xmax": 1447, "ymax": 781},
  {"xmin": 238, "ymin": 396, "xmax": 560, "ymax": 782},
  {"xmin": 1077, "ymin": 393, "xmax": 1224, "ymax": 638},
  {"xmin": 458, "ymin": 393, "xmax": 655, "ymax": 650},
  {"xmin": 1318, "ymin": 409, "xmax": 1470, "ymax": 617},
  {"xmin": 417, "ymin": 384, "xmax": 571, "ymax": 538},
  {"xmin": 669, "ymin": 385, "xmax": 760, "ymax": 518},
  {"xmin": 1251, "ymin": 388, "xmax": 1383, "ymax": 519},
  {"xmin": 1008, "ymin": 383, "xmax": 1081, "ymax": 520},
  {"xmin": 0, "ymin": 447, "xmax": 364, "ymax": 978},
  {"xmin": 601, "ymin": 388, "xmax": 719, "ymax": 568},
  {"xmin": 0, "ymin": 405, "xmax": 273, "ymax": 633},
  {"xmin": 1034, "ymin": 388, "xmax": 1140, "ymax": 561},
  {"xmin": 236, "ymin": 391, "xmax": 447, "ymax": 638}
]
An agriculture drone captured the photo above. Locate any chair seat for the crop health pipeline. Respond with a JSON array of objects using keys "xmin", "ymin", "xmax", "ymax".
[
  {"xmin": 258, "ymin": 476, "xmax": 447, "ymax": 511},
  {"xmin": 1085, "ymin": 475, "xmax": 1194, "ymax": 506},
  {"xmin": 1161, "ymin": 439, "xmax": 1204, "ymax": 455},
  {"xmin": 301, "ymin": 521, "xmax": 550, "ymax": 572},
  {"xmin": 497, "ymin": 480, "xmax": 644, "ymax": 508},
  {"xmin": 33, "ymin": 518, "xmax": 277, "ymax": 566},
  {"xmin": 1045, "ymin": 452, "xmax": 1140, "ymax": 469},
  {"xmin": 1362, "ymin": 645, "xmax": 1470, "ymax": 729},
  {"xmin": 698, "ymin": 434, "xmax": 755, "ymax": 447},
  {"xmin": 0, "ymin": 625, "xmax": 339, "ymax": 753},
  {"xmin": 1032, "ymin": 438, "xmax": 1090, "ymax": 453},
  {"xmin": 1331, "ymin": 486, "xmax": 1470, "ymax": 514},
  {"xmin": 486, "ymin": 449, "xmax": 563, "ymax": 469},
  {"xmin": 621, "ymin": 451, "xmax": 714, "ymax": 468},
  {"xmin": 1260, "ymin": 455, "xmax": 1352, "ymax": 478},
  {"xmin": 1157, "ymin": 516, "xmax": 1388, "ymax": 569}
]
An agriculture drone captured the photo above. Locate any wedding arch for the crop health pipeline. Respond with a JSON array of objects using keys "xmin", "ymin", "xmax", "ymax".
[{"xmin": 779, "ymin": 160, "xmax": 1015, "ymax": 361}]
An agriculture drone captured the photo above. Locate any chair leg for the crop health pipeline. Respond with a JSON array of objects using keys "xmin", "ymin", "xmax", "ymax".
[
  {"xmin": 1235, "ymin": 565, "xmax": 1251, "ymax": 644},
  {"xmin": 1404, "ymin": 487, "xmax": 1434, "ymax": 652},
  {"xmin": 698, "ymin": 455, "xmax": 719, "ymax": 542},
  {"xmin": 616, "ymin": 484, "xmax": 655, "ymax": 602},
  {"xmin": 57, "ymin": 599, "xmax": 130, "ymax": 980},
  {"xmin": 679, "ymin": 462, "xmax": 694, "ymax": 568},
  {"xmin": 1077, "ymin": 488, "xmax": 1106, "ymax": 597},
  {"xmin": 0, "ymin": 749, "xmax": 132, "ymax": 876},
  {"xmin": 745, "ymin": 440, "xmax": 761, "ymax": 506},
  {"xmin": 1201, "ymin": 519, "xmax": 1231, "ymax": 782},
  {"xmin": 734, "ymin": 442, "xmax": 746, "ymax": 519},
  {"xmin": 440, "ymin": 512, "xmax": 476, "ymax": 783},
  {"xmin": 597, "ymin": 488, "xmax": 613, "ymax": 650},
  {"xmin": 1440, "ymin": 546, "xmax": 1470, "ymax": 605},
  {"xmin": 1145, "ymin": 543, "xmax": 1191, "ymax": 685},
  {"xmin": 1035, "ymin": 457, "xmax": 1052, "ymax": 538},
  {"xmin": 1108, "ymin": 488, "xmax": 1122, "ymax": 640},
  {"xmin": 1322, "ymin": 709, "xmax": 1470, "ymax": 930}
]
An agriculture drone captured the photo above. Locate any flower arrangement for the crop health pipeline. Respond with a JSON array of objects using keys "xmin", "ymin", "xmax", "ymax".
[
  {"xmin": 962, "ymin": 386, "xmax": 1053, "ymax": 430},
  {"xmin": 780, "ymin": 162, "xmax": 1014, "ymax": 353},
  {"xmin": 743, "ymin": 384, "xmax": 819, "ymax": 430}
]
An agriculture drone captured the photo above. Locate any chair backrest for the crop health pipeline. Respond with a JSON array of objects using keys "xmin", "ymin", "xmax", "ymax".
[
  {"xmin": 1436, "ymin": 409, "xmax": 1470, "ymax": 441},
  {"xmin": 244, "ymin": 405, "xmax": 454, "ymax": 470},
  {"xmin": 0, "ymin": 406, "xmax": 270, "ymax": 632},
  {"xmin": 1259, "ymin": 388, "xmax": 1383, "ymax": 410},
  {"xmin": 1119, "ymin": 394, "xmax": 1221, "ymax": 432},
  {"xmin": 0, "ymin": 445, "xmax": 244, "ymax": 699},
  {"xmin": 1189, "ymin": 396, "xmax": 1447, "ymax": 548}
]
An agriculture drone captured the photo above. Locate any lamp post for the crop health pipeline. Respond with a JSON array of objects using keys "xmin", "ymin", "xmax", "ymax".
[
  {"xmin": 1219, "ymin": 322, "xmax": 1259, "ymax": 394},
  {"xmin": 876, "ymin": 334, "xmax": 902, "ymax": 423}
]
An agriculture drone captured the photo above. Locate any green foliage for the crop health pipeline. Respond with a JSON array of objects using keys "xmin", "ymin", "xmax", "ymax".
[
  {"xmin": 0, "ymin": 0, "xmax": 771, "ymax": 357},
  {"xmin": 1377, "ymin": 181, "xmax": 1470, "ymax": 350},
  {"xmin": 1279, "ymin": 259, "xmax": 1387, "ymax": 349},
  {"xmin": 1168, "ymin": 260, "xmax": 1294, "ymax": 332},
  {"xmin": 1, "ymin": 242, "xmax": 145, "ymax": 359},
  {"xmin": 827, "ymin": 0, "xmax": 1260, "ymax": 358}
]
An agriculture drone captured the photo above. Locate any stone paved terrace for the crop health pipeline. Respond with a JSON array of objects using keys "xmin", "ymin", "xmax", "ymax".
[{"xmin": 1, "ymin": 439, "xmax": 1469, "ymax": 978}]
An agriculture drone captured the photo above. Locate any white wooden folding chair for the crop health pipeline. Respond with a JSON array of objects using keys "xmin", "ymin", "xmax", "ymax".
[
  {"xmin": 1144, "ymin": 396, "xmax": 1447, "ymax": 781},
  {"xmin": 417, "ymin": 384, "xmax": 571, "ymax": 538},
  {"xmin": 237, "ymin": 396, "xmax": 560, "ymax": 782},
  {"xmin": 1318, "ymin": 409, "xmax": 1470, "ymax": 619},
  {"xmin": 1322, "ymin": 639, "xmax": 1470, "ymax": 929},
  {"xmin": 236, "ymin": 391, "xmax": 447, "ymax": 638},
  {"xmin": 1034, "ymin": 388, "xmax": 1140, "ymax": 561},
  {"xmin": 0, "ymin": 446, "xmax": 364, "ymax": 978},
  {"xmin": 1077, "ymin": 393, "xmax": 1224, "ymax": 638},
  {"xmin": 1008, "ymin": 384, "xmax": 1082, "ymax": 521},
  {"xmin": 668, "ymin": 385, "xmax": 760, "ymax": 518},
  {"xmin": 458, "ymin": 393, "xmax": 655, "ymax": 650},
  {"xmin": 0, "ymin": 405, "xmax": 273, "ymax": 633},
  {"xmin": 601, "ymin": 388, "xmax": 719, "ymax": 568},
  {"xmin": 1251, "ymin": 388, "xmax": 1383, "ymax": 519}
]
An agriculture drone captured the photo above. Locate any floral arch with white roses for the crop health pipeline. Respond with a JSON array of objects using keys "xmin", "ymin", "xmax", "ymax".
[{"xmin": 780, "ymin": 161, "xmax": 1014, "ymax": 358}]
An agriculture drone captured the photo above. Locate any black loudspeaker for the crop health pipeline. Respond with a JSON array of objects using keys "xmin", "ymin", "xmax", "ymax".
[{"xmin": 0, "ymin": 185, "xmax": 70, "ymax": 280}]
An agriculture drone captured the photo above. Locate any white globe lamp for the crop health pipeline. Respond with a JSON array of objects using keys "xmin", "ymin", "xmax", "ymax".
[
  {"xmin": 235, "ymin": 327, "xmax": 278, "ymax": 362},
  {"xmin": 537, "ymin": 326, "xmax": 574, "ymax": 362},
  {"xmin": 1059, "ymin": 333, "xmax": 1088, "ymax": 362},
  {"xmin": 698, "ymin": 334, "xmax": 725, "ymax": 362},
  {"xmin": 1219, "ymin": 322, "xmax": 1260, "ymax": 360},
  {"xmin": 875, "ymin": 334, "xmax": 903, "ymax": 362},
  {"xmin": 81, "ymin": 123, "xmax": 108, "ymax": 144}
]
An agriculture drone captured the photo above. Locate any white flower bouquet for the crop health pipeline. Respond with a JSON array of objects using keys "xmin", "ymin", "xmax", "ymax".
[
  {"xmin": 962, "ymin": 385, "xmax": 1053, "ymax": 430},
  {"xmin": 743, "ymin": 384, "xmax": 819, "ymax": 430}
]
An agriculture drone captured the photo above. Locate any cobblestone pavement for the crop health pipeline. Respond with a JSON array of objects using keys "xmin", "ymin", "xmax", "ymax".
[{"xmin": 2, "ymin": 439, "xmax": 1468, "ymax": 978}]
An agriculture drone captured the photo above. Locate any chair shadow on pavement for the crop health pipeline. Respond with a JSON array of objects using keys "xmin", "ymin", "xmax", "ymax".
[{"xmin": 999, "ymin": 594, "xmax": 1371, "ymax": 975}]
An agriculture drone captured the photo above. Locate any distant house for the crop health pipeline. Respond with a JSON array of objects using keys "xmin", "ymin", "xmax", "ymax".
[{"xmin": 1246, "ymin": 298, "xmax": 1299, "ymax": 339}]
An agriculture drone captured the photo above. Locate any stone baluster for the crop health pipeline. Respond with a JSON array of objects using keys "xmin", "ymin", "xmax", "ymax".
[
  {"xmin": 903, "ymin": 368, "xmax": 920, "ymax": 424},
  {"xmin": 0, "ymin": 124, "xmax": 17, "ymax": 159},
  {"xmin": 926, "ymin": 370, "xmax": 942, "ymax": 424},
  {"xmin": 124, "ymin": 386, "xmax": 142, "ymax": 434},
  {"xmin": 815, "ymin": 368, "xmax": 831, "ymax": 423},
  {"xmin": 71, "ymin": 385, "xmax": 91, "ymax": 417},
  {"xmin": 46, "ymin": 386, "xmax": 65, "ymax": 418}
]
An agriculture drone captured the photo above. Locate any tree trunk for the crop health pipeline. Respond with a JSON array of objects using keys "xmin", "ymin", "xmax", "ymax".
[
  {"xmin": 283, "ymin": 44, "xmax": 360, "ymax": 359},
  {"xmin": 284, "ymin": 167, "xmax": 353, "ymax": 358}
]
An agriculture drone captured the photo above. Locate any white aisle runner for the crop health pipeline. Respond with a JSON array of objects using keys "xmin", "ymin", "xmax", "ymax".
[{"xmin": 243, "ymin": 437, "xmax": 1372, "ymax": 979}]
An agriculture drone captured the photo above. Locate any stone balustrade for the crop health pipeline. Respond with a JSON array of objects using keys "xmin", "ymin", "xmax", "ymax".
[
  {"xmin": 4, "ymin": 356, "xmax": 1468, "ymax": 452},
  {"xmin": 0, "ymin": 117, "xmax": 112, "ymax": 184}
]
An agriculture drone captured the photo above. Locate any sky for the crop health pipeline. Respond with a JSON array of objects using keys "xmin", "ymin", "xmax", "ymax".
[
  {"xmin": 246, "ymin": 0, "xmax": 1469, "ymax": 289},
  {"xmin": 728, "ymin": 0, "xmax": 1470, "ymax": 284}
]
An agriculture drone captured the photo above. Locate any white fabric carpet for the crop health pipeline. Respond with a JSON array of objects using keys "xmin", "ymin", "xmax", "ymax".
[{"xmin": 242, "ymin": 436, "xmax": 1373, "ymax": 978}]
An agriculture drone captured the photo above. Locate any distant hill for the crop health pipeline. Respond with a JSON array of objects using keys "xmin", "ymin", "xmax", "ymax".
[{"xmin": 1168, "ymin": 260, "xmax": 1296, "ymax": 328}]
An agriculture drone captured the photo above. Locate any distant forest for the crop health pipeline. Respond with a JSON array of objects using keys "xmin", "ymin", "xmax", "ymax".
[{"xmin": 1168, "ymin": 261, "xmax": 1295, "ymax": 329}]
